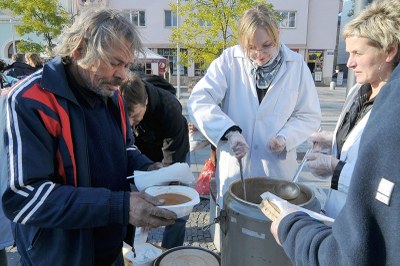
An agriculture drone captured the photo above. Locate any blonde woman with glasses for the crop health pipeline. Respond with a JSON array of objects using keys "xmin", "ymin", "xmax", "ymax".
[{"xmin": 188, "ymin": 4, "xmax": 321, "ymax": 209}]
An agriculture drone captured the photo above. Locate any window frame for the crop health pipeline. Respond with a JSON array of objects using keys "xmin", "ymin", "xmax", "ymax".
[
  {"xmin": 164, "ymin": 10, "xmax": 177, "ymax": 27},
  {"xmin": 279, "ymin": 11, "xmax": 296, "ymax": 29},
  {"xmin": 123, "ymin": 10, "xmax": 146, "ymax": 27}
]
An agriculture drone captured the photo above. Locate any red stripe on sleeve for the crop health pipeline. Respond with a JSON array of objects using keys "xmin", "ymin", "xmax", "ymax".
[{"xmin": 23, "ymin": 85, "xmax": 78, "ymax": 186}]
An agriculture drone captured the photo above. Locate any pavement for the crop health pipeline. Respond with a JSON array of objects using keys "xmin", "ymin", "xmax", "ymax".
[{"xmin": 5, "ymin": 81, "xmax": 347, "ymax": 265}]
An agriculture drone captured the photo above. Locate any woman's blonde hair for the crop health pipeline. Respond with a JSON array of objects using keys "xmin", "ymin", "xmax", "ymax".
[
  {"xmin": 25, "ymin": 53, "xmax": 42, "ymax": 68},
  {"xmin": 343, "ymin": 0, "xmax": 400, "ymax": 66},
  {"xmin": 238, "ymin": 4, "xmax": 280, "ymax": 54},
  {"xmin": 55, "ymin": 7, "xmax": 143, "ymax": 69}
]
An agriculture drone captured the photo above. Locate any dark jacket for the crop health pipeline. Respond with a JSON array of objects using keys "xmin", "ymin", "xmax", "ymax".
[
  {"xmin": 3, "ymin": 62, "xmax": 36, "ymax": 79},
  {"xmin": 0, "ymin": 57, "xmax": 152, "ymax": 265},
  {"xmin": 134, "ymin": 80, "xmax": 189, "ymax": 165},
  {"xmin": 279, "ymin": 64, "xmax": 400, "ymax": 265}
]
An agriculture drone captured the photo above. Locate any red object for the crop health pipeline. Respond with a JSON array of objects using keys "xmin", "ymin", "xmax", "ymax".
[{"xmin": 195, "ymin": 159, "xmax": 216, "ymax": 196}]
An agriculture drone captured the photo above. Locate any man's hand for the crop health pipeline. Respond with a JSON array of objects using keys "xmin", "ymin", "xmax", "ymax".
[{"xmin": 129, "ymin": 192, "xmax": 177, "ymax": 229}]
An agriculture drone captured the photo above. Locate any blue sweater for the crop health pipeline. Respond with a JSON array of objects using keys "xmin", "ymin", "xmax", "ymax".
[
  {"xmin": 0, "ymin": 57, "xmax": 153, "ymax": 265},
  {"xmin": 279, "ymin": 64, "xmax": 400, "ymax": 265}
]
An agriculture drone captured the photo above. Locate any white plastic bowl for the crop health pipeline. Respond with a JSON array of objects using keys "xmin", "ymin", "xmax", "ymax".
[{"xmin": 144, "ymin": 186, "xmax": 200, "ymax": 218}]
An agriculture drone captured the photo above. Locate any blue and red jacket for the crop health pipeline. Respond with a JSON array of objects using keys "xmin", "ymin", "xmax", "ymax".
[{"xmin": 0, "ymin": 57, "xmax": 152, "ymax": 265}]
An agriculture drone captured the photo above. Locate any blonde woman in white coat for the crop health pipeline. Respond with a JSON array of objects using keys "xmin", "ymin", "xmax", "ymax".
[
  {"xmin": 188, "ymin": 5, "xmax": 321, "ymax": 208},
  {"xmin": 306, "ymin": 6, "xmax": 399, "ymax": 218}
]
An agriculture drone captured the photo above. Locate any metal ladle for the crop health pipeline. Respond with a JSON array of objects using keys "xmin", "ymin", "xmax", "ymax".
[
  {"xmin": 274, "ymin": 127, "xmax": 321, "ymax": 200},
  {"xmin": 238, "ymin": 159, "xmax": 247, "ymax": 201},
  {"xmin": 274, "ymin": 152, "xmax": 309, "ymax": 200},
  {"xmin": 274, "ymin": 182, "xmax": 300, "ymax": 201}
]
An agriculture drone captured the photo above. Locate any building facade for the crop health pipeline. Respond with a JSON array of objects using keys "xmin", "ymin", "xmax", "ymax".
[{"xmin": 1, "ymin": 0, "xmax": 340, "ymax": 85}]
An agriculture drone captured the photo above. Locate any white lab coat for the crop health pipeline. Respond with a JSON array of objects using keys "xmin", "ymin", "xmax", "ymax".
[
  {"xmin": 324, "ymin": 83, "xmax": 371, "ymax": 218},
  {"xmin": 188, "ymin": 44, "xmax": 321, "ymax": 207}
]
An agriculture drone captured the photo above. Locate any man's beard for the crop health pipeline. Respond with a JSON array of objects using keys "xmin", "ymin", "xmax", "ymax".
[{"xmin": 88, "ymin": 78, "xmax": 122, "ymax": 97}]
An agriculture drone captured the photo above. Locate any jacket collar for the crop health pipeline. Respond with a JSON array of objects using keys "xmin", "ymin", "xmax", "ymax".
[{"xmin": 40, "ymin": 57, "xmax": 79, "ymax": 104}]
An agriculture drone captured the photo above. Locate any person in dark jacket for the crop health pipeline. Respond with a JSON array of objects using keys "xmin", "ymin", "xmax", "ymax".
[
  {"xmin": 0, "ymin": 8, "xmax": 176, "ymax": 266},
  {"xmin": 261, "ymin": 1, "xmax": 400, "ymax": 264},
  {"xmin": 0, "ymin": 59, "xmax": 18, "ymax": 90},
  {"xmin": 120, "ymin": 72, "xmax": 190, "ymax": 249},
  {"xmin": 3, "ymin": 53, "xmax": 35, "ymax": 79}
]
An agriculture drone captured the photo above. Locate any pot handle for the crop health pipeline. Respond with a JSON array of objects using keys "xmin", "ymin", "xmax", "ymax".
[{"xmin": 201, "ymin": 210, "xmax": 228, "ymax": 234}]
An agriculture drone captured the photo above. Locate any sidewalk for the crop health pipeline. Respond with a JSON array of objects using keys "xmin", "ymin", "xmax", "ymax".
[{"xmin": 5, "ymin": 84, "xmax": 347, "ymax": 264}]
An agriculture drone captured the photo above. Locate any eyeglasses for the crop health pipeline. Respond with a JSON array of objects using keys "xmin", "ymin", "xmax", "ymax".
[{"xmin": 248, "ymin": 43, "xmax": 275, "ymax": 55}]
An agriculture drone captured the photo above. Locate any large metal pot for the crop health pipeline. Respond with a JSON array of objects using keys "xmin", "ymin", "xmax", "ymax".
[{"xmin": 220, "ymin": 177, "xmax": 320, "ymax": 266}]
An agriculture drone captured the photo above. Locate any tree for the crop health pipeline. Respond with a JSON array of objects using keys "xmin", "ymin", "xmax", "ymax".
[
  {"xmin": 169, "ymin": 0, "xmax": 273, "ymax": 68},
  {"xmin": 0, "ymin": 0, "xmax": 70, "ymax": 55}
]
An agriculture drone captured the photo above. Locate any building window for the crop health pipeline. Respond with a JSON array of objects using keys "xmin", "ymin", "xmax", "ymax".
[
  {"xmin": 123, "ymin": 10, "xmax": 146, "ymax": 27},
  {"xmin": 279, "ymin": 11, "xmax": 296, "ymax": 28},
  {"xmin": 145, "ymin": 62, "xmax": 152, "ymax": 75},
  {"xmin": 157, "ymin": 48, "xmax": 187, "ymax": 76},
  {"xmin": 165, "ymin": 10, "xmax": 177, "ymax": 27}
]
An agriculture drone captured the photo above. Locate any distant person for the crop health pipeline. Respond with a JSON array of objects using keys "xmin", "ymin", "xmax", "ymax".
[
  {"xmin": 305, "ymin": 0, "xmax": 399, "ymax": 218},
  {"xmin": 3, "ymin": 53, "xmax": 35, "ymax": 79},
  {"xmin": 120, "ymin": 72, "xmax": 189, "ymax": 249},
  {"xmin": 262, "ymin": 1, "xmax": 400, "ymax": 264},
  {"xmin": 188, "ymin": 4, "xmax": 321, "ymax": 208},
  {"xmin": 25, "ymin": 52, "xmax": 43, "ymax": 70},
  {"xmin": 0, "ymin": 8, "xmax": 176, "ymax": 265},
  {"xmin": 0, "ymin": 59, "xmax": 18, "ymax": 90}
]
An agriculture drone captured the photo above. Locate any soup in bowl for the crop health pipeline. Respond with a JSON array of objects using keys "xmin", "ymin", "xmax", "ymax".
[{"xmin": 145, "ymin": 186, "xmax": 200, "ymax": 218}]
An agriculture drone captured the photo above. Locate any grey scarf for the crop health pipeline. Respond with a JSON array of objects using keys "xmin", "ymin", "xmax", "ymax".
[{"xmin": 251, "ymin": 49, "xmax": 283, "ymax": 89}]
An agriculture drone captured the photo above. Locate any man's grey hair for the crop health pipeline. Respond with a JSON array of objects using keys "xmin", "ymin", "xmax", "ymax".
[{"xmin": 55, "ymin": 7, "xmax": 143, "ymax": 68}]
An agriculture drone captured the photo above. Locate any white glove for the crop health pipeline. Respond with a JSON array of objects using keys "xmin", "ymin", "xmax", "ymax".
[
  {"xmin": 226, "ymin": 131, "xmax": 249, "ymax": 159},
  {"xmin": 268, "ymin": 136, "xmax": 286, "ymax": 153},
  {"xmin": 305, "ymin": 152, "xmax": 339, "ymax": 178},
  {"xmin": 259, "ymin": 192, "xmax": 300, "ymax": 246},
  {"xmin": 308, "ymin": 131, "xmax": 333, "ymax": 154},
  {"xmin": 259, "ymin": 192, "xmax": 299, "ymax": 222}
]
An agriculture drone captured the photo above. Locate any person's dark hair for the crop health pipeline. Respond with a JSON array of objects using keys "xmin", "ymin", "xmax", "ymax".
[
  {"xmin": 120, "ymin": 72, "xmax": 148, "ymax": 114},
  {"xmin": 12, "ymin": 53, "xmax": 25, "ymax": 63}
]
